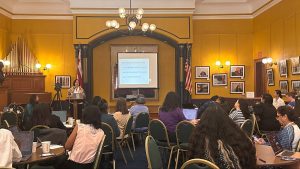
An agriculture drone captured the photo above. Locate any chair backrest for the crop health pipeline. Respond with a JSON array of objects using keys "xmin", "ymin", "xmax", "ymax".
[
  {"xmin": 240, "ymin": 119, "xmax": 253, "ymax": 138},
  {"xmin": 180, "ymin": 159, "xmax": 220, "ymax": 169},
  {"xmin": 30, "ymin": 125, "xmax": 50, "ymax": 131},
  {"xmin": 135, "ymin": 112, "xmax": 150, "ymax": 129},
  {"xmin": 101, "ymin": 122, "xmax": 115, "ymax": 151},
  {"xmin": 145, "ymin": 135, "xmax": 163, "ymax": 169},
  {"xmin": 249, "ymin": 113, "xmax": 256, "ymax": 135},
  {"xmin": 148, "ymin": 119, "xmax": 170, "ymax": 146},
  {"xmin": 124, "ymin": 115, "xmax": 134, "ymax": 136},
  {"xmin": 176, "ymin": 121, "xmax": 195, "ymax": 146},
  {"xmin": 1, "ymin": 111, "xmax": 18, "ymax": 128},
  {"xmin": 93, "ymin": 135, "xmax": 106, "ymax": 169}
]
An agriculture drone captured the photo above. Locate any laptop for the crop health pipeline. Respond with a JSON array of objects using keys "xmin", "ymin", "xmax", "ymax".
[
  {"xmin": 265, "ymin": 132, "xmax": 295, "ymax": 157},
  {"xmin": 10, "ymin": 129, "xmax": 34, "ymax": 161},
  {"xmin": 52, "ymin": 110, "xmax": 67, "ymax": 123},
  {"xmin": 182, "ymin": 108, "xmax": 198, "ymax": 120}
]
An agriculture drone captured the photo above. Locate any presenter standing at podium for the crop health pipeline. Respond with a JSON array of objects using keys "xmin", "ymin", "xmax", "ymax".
[{"xmin": 68, "ymin": 79, "xmax": 85, "ymax": 119}]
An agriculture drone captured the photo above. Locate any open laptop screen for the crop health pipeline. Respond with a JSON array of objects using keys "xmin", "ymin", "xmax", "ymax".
[
  {"xmin": 182, "ymin": 109, "xmax": 197, "ymax": 120},
  {"xmin": 265, "ymin": 132, "xmax": 283, "ymax": 155}
]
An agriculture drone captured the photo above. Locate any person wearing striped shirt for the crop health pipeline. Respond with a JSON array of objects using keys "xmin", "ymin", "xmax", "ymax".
[{"xmin": 229, "ymin": 99, "xmax": 250, "ymax": 126}]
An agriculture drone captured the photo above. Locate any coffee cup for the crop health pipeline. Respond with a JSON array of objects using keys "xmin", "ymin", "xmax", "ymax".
[
  {"xmin": 41, "ymin": 141, "xmax": 51, "ymax": 154},
  {"xmin": 76, "ymin": 119, "xmax": 80, "ymax": 124},
  {"xmin": 68, "ymin": 117, "xmax": 74, "ymax": 125},
  {"xmin": 32, "ymin": 142, "xmax": 37, "ymax": 153}
]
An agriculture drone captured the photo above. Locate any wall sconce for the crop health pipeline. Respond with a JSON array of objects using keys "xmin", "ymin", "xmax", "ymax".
[
  {"xmin": 35, "ymin": 63, "xmax": 52, "ymax": 70},
  {"xmin": 215, "ymin": 60, "xmax": 231, "ymax": 68},
  {"xmin": 262, "ymin": 57, "xmax": 277, "ymax": 66}
]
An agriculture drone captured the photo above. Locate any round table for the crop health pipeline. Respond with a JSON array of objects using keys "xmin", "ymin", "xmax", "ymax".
[
  {"xmin": 256, "ymin": 144, "xmax": 300, "ymax": 169},
  {"xmin": 15, "ymin": 146, "xmax": 65, "ymax": 165}
]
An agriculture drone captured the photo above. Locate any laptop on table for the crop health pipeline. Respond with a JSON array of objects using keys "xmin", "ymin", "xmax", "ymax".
[
  {"xmin": 182, "ymin": 108, "xmax": 198, "ymax": 120},
  {"xmin": 265, "ymin": 132, "xmax": 295, "ymax": 157},
  {"xmin": 11, "ymin": 130, "xmax": 34, "ymax": 161}
]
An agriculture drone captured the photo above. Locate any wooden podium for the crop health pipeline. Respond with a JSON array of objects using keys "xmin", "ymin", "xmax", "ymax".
[{"xmin": 69, "ymin": 93, "xmax": 85, "ymax": 121}]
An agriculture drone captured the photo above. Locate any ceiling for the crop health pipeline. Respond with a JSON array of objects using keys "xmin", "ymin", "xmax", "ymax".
[{"xmin": 0, "ymin": 0, "xmax": 282, "ymax": 19}]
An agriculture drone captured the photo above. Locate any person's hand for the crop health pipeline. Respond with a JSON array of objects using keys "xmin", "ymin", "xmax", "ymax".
[
  {"xmin": 255, "ymin": 138, "xmax": 266, "ymax": 144},
  {"xmin": 190, "ymin": 119, "xmax": 200, "ymax": 125}
]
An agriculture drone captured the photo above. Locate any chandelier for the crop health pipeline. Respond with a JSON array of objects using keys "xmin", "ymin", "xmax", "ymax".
[{"xmin": 105, "ymin": 0, "xmax": 156, "ymax": 32}]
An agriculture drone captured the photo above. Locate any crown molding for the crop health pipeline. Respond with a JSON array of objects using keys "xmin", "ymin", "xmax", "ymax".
[
  {"xmin": 71, "ymin": 9, "xmax": 195, "ymax": 15},
  {"xmin": 193, "ymin": 14, "xmax": 253, "ymax": 20},
  {"xmin": 253, "ymin": 0, "xmax": 282, "ymax": 17}
]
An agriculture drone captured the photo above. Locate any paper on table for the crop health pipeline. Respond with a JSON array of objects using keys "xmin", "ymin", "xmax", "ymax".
[{"xmin": 50, "ymin": 144, "xmax": 63, "ymax": 149}]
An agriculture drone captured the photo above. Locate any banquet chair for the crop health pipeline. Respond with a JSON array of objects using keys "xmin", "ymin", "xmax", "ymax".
[
  {"xmin": 131, "ymin": 112, "xmax": 150, "ymax": 151},
  {"xmin": 180, "ymin": 159, "xmax": 219, "ymax": 169},
  {"xmin": 145, "ymin": 135, "xmax": 163, "ymax": 169}
]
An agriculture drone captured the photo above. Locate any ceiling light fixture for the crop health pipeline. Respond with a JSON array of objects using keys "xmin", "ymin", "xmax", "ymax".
[{"xmin": 105, "ymin": 0, "xmax": 156, "ymax": 32}]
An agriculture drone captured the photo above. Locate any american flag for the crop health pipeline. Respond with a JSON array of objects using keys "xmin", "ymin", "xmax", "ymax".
[
  {"xmin": 77, "ymin": 48, "xmax": 83, "ymax": 86},
  {"xmin": 185, "ymin": 57, "xmax": 192, "ymax": 95}
]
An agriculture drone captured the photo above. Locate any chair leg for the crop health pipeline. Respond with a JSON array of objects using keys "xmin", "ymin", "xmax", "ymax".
[
  {"xmin": 175, "ymin": 149, "xmax": 180, "ymax": 169},
  {"xmin": 126, "ymin": 140, "xmax": 134, "ymax": 159},
  {"xmin": 113, "ymin": 159, "xmax": 116, "ymax": 169},
  {"xmin": 117, "ymin": 141, "xmax": 127, "ymax": 165},
  {"xmin": 131, "ymin": 134, "xmax": 136, "ymax": 151},
  {"xmin": 167, "ymin": 146, "xmax": 176, "ymax": 169}
]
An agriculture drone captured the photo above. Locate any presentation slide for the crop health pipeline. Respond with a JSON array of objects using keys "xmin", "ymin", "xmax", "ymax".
[{"xmin": 118, "ymin": 53, "xmax": 158, "ymax": 88}]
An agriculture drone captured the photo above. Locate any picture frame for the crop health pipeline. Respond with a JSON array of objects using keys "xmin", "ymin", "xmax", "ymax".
[
  {"xmin": 279, "ymin": 80, "xmax": 289, "ymax": 95},
  {"xmin": 212, "ymin": 73, "xmax": 227, "ymax": 86},
  {"xmin": 266, "ymin": 68, "xmax": 275, "ymax": 86},
  {"xmin": 195, "ymin": 66, "xmax": 210, "ymax": 79},
  {"xmin": 278, "ymin": 59, "xmax": 288, "ymax": 77},
  {"xmin": 230, "ymin": 65, "xmax": 245, "ymax": 78},
  {"xmin": 55, "ymin": 75, "xmax": 71, "ymax": 89},
  {"xmin": 291, "ymin": 80, "xmax": 300, "ymax": 93},
  {"xmin": 290, "ymin": 56, "xmax": 300, "ymax": 75},
  {"xmin": 195, "ymin": 82, "xmax": 210, "ymax": 95},
  {"xmin": 230, "ymin": 81, "xmax": 245, "ymax": 94}
]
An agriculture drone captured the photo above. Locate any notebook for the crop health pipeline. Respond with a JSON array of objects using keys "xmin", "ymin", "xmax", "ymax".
[
  {"xmin": 265, "ymin": 132, "xmax": 295, "ymax": 157},
  {"xmin": 182, "ymin": 109, "xmax": 198, "ymax": 120},
  {"xmin": 8, "ymin": 127, "xmax": 34, "ymax": 161}
]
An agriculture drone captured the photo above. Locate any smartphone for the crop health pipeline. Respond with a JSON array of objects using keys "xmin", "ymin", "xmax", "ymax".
[
  {"xmin": 40, "ymin": 153, "xmax": 54, "ymax": 157},
  {"xmin": 281, "ymin": 156, "xmax": 296, "ymax": 161}
]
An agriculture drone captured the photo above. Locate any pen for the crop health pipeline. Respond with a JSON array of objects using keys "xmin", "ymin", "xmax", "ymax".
[{"xmin": 258, "ymin": 158, "xmax": 266, "ymax": 163}]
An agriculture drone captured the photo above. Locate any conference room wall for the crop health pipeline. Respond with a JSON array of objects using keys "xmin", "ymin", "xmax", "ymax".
[
  {"xmin": 253, "ymin": 0, "xmax": 300, "ymax": 97},
  {"xmin": 0, "ymin": 14, "xmax": 11, "ymax": 61},
  {"xmin": 10, "ymin": 19, "xmax": 75, "ymax": 99},
  {"xmin": 92, "ymin": 36, "xmax": 175, "ymax": 108},
  {"xmin": 192, "ymin": 19, "xmax": 254, "ymax": 98}
]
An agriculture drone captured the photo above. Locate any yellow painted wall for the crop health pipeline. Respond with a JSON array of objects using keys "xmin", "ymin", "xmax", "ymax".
[
  {"xmin": 192, "ymin": 19, "xmax": 254, "ymax": 98},
  {"xmin": 0, "ymin": 14, "xmax": 11, "ymax": 59},
  {"xmin": 253, "ymin": 0, "xmax": 300, "ymax": 95},
  {"xmin": 93, "ymin": 36, "xmax": 175, "ymax": 106},
  {"xmin": 10, "ymin": 20, "xmax": 75, "ymax": 99}
]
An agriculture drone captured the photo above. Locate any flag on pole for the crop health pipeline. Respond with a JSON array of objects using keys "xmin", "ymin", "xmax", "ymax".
[
  {"xmin": 77, "ymin": 48, "xmax": 83, "ymax": 86},
  {"xmin": 185, "ymin": 57, "xmax": 192, "ymax": 95}
]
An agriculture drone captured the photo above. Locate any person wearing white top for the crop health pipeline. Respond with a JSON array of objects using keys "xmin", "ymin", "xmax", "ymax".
[
  {"xmin": 273, "ymin": 90, "xmax": 285, "ymax": 109},
  {"xmin": 0, "ymin": 129, "xmax": 22, "ymax": 168}
]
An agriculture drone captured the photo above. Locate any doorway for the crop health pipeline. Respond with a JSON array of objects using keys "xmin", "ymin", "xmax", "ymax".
[{"xmin": 254, "ymin": 59, "xmax": 266, "ymax": 97}]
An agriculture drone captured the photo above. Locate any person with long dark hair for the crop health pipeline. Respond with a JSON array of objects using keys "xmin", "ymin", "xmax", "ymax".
[
  {"xmin": 113, "ymin": 97, "xmax": 130, "ymax": 138},
  {"xmin": 273, "ymin": 90, "xmax": 285, "ymax": 109},
  {"xmin": 23, "ymin": 94, "xmax": 39, "ymax": 130},
  {"xmin": 63, "ymin": 105, "xmax": 104, "ymax": 169},
  {"xmin": 229, "ymin": 99, "xmax": 250, "ymax": 126},
  {"xmin": 254, "ymin": 93, "xmax": 280, "ymax": 131},
  {"xmin": 189, "ymin": 105, "xmax": 256, "ymax": 169},
  {"xmin": 28, "ymin": 103, "xmax": 65, "ymax": 130}
]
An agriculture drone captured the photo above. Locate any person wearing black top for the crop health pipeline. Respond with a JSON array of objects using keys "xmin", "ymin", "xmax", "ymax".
[
  {"xmin": 0, "ymin": 61, "xmax": 5, "ymax": 85},
  {"xmin": 254, "ymin": 93, "xmax": 280, "ymax": 131}
]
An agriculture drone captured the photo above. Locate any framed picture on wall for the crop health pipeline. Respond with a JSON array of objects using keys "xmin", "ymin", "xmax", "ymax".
[
  {"xmin": 195, "ymin": 82, "xmax": 210, "ymax": 95},
  {"xmin": 266, "ymin": 68, "xmax": 274, "ymax": 86},
  {"xmin": 230, "ymin": 81, "xmax": 244, "ymax": 94},
  {"xmin": 55, "ymin": 75, "xmax": 71, "ymax": 88},
  {"xmin": 278, "ymin": 59, "xmax": 288, "ymax": 77},
  {"xmin": 212, "ymin": 74, "xmax": 227, "ymax": 86},
  {"xmin": 279, "ymin": 80, "xmax": 289, "ymax": 95},
  {"xmin": 230, "ymin": 65, "xmax": 245, "ymax": 78},
  {"xmin": 195, "ymin": 66, "xmax": 210, "ymax": 79},
  {"xmin": 292, "ymin": 80, "xmax": 300, "ymax": 93},
  {"xmin": 290, "ymin": 56, "xmax": 300, "ymax": 75}
]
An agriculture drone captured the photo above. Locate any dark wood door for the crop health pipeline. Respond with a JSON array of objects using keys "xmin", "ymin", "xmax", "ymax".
[{"xmin": 255, "ymin": 60, "xmax": 266, "ymax": 97}]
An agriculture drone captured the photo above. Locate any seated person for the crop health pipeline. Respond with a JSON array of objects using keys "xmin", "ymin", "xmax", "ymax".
[
  {"xmin": 129, "ymin": 94, "xmax": 149, "ymax": 128},
  {"xmin": 0, "ymin": 129, "xmax": 22, "ymax": 168},
  {"xmin": 286, "ymin": 92, "xmax": 296, "ymax": 109},
  {"xmin": 189, "ymin": 104, "xmax": 256, "ymax": 169},
  {"xmin": 197, "ymin": 95, "xmax": 221, "ymax": 118},
  {"xmin": 92, "ymin": 96, "xmax": 120, "ymax": 137},
  {"xmin": 257, "ymin": 106, "xmax": 300, "ymax": 151},
  {"xmin": 229, "ymin": 99, "xmax": 250, "ymax": 126},
  {"xmin": 159, "ymin": 91, "xmax": 198, "ymax": 142},
  {"xmin": 253, "ymin": 93, "xmax": 280, "ymax": 131},
  {"xmin": 113, "ymin": 97, "xmax": 131, "ymax": 138},
  {"xmin": 63, "ymin": 105, "xmax": 104, "ymax": 169},
  {"xmin": 273, "ymin": 90, "xmax": 285, "ymax": 109},
  {"xmin": 27, "ymin": 103, "xmax": 66, "ymax": 130},
  {"xmin": 23, "ymin": 94, "xmax": 39, "ymax": 130}
]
